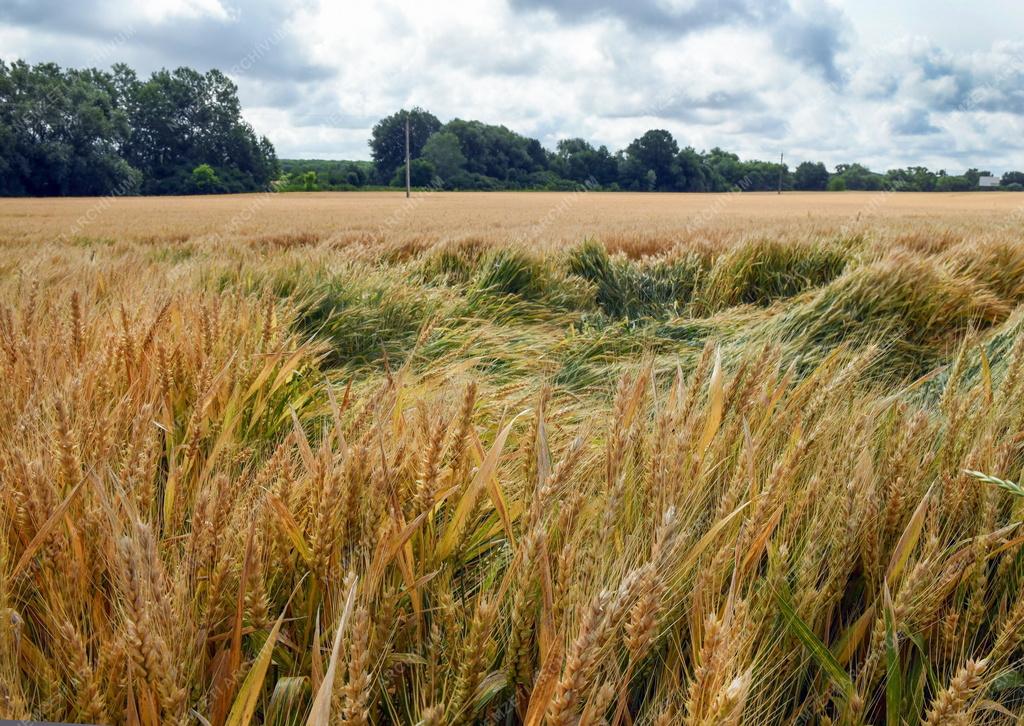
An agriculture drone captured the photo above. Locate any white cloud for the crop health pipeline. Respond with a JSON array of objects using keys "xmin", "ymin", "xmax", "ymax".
[{"xmin": 138, "ymin": 0, "xmax": 232, "ymax": 24}]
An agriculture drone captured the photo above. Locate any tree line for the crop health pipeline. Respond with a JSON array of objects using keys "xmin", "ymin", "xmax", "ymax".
[
  {"xmin": 284, "ymin": 107, "xmax": 1024, "ymax": 194},
  {"xmin": 0, "ymin": 60, "xmax": 278, "ymax": 196},
  {"xmin": 3, "ymin": 59, "xmax": 1020, "ymax": 198}
]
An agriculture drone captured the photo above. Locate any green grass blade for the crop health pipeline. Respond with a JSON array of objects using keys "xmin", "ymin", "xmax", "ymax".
[
  {"xmin": 775, "ymin": 584, "xmax": 854, "ymax": 700},
  {"xmin": 883, "ymin": 584, "xmax": 901, "ymax": 726}
]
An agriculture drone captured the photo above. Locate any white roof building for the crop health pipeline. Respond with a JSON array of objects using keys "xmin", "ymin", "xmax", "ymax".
[{"xmin": 979, "ymin": 175, "xmax": 1000, "ymax": 188}]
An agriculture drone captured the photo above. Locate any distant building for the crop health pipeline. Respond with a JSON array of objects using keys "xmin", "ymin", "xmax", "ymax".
[{"xmin": 978, "ymin": 175, "xmax": 1000, "ymax": 188}]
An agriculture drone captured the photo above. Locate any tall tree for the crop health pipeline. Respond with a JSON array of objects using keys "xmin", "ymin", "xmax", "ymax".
[
  {"xmin": 675, "ymin": 146, "xmax": 714, "ymax": 192},
  {"xmin": 443, "ymin": 118, "xmax": 547, "ymax": 183},
  {"xmin": 793, "ymin": 161, "xmax": 829, "ymax": 190},
  {"xmin": 553, "ymin": 138, "xmax": 617, "ymax": 185},
  {"xmin": 833, "ymin": 163, "xmax": 884, "ymax": 191},
  {"xmin": 0, "ymin": 60, "xmax": 277, "ymax": 197},
  {"xmin": 623, "ymin": 130, "xmax": 680, "ymax": 191},
  {"xmin": 370, "ymin": 108, "xmax": 441, "ymax": 184},
  {"xmin": 123, "ymin": 67, "xmax": 277, "ymax": 194},
  {"xmin": 0, "ymin": 60, "xmax": 139, "ymax": 196},
  {"xmin": 704, "ymin": 147, "xmax": 746, "ymax": 189},
  {"xmin": 421, "ymin": 131, "xmax": 466, "ymax": 182},
  {"xmin": 885, "ymin": 166, "xmax": 937, "ymax": 191}
]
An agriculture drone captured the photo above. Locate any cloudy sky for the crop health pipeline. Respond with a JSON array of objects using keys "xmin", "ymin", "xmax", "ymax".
[{"xmin": 3, "ymin": 0, "xmax": 1024, "ymax": 173}]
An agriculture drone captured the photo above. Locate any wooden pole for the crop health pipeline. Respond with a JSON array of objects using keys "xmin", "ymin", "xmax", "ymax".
[
  {"xmin": 778, "ymin": 152, "xmax": 784, "ymax": 194},
  {"xmin": 405, "ymin": 117, "xmax": 411, "ymax": 199}
]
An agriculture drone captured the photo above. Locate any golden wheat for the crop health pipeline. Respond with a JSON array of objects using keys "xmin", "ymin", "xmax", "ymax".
[{"xmin": 0, "ymin": 198, "xmax": 1022, "ymax": 724}]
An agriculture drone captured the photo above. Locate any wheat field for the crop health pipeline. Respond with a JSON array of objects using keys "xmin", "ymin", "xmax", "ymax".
[
  {"xmin": 3, "ymin": 190, "xmax": 1022, "ymax": 250},
  {"xmin": 1, "ymin": 192, "xmax": 1024, "ymax": 725}
]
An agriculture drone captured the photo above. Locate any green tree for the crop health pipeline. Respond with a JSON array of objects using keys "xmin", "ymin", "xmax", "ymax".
[
  {"xmin": 935, "ymin": 174, "xmax": 972, "ymax": 192},
  {"xmin": 833, "ymin": 163, "xmax": 884, "ymax": 190},
  {"xmin": 370, "ymin": 108, "xmax": 441, "ymax": 184},
  {"xmin": 622, "ymin": 130, "xmax": 679, "ymax": 191},
  {"xmin": 553, "ymin": 138, "xmax": 617, "ymax": 186},
  {"xmin": 793, "ymin": 161, "xmax": 829, "ymax": 191},
  {"xmin": 442, "ymin": 118, "xmax": 548, "ymax": 184},
  {"xmin": 279, "ymin": 160, "xmax": 373, "ymax": 189},
  {"xmin": 391, "ymin": 158, "xmax": 437, "ymax": 187},
  {"xmin": 122, "ymin": 67, "xmax": 277, "ymax": 194},
  {"xmin": 0, "ymin": 60, "xmax": 140, "ymax": 196},
  {"xmin": 704, "ymin": 148, "xmax": 745, "ymax": 189},
  {"xmin": 675, "ymin": 146, "xmax": 713, "ymax": 192},
  {"xmin": 615, "ymin": 152, "xmax": 650, "ymax": 191},
  {"xmin": 885, "ymin": 166, "xmax": 936, "ymax": 191},
  {"xmin": 191, "ymin": 163, "xmax": 221, "ymax": 193},
  {"xmin": 827, "ymin": 176, "xmax": 847, "ymax": 191},
  {"xmin": 421, "ymin": 131, "xmax": 466, "ymax": 182}
]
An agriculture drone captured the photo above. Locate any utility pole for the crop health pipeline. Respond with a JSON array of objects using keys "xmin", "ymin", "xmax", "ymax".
[
  {"xmin": 778, "ymin": 152, "xmax": 784, "ymax": 194},
  {"xmin": 405, "ymin": 117, "xmax": 411, "ymax": 199}
]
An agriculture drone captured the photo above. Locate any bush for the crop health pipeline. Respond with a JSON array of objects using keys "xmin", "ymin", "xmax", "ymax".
[
  {"xmin": 192, "ymin": 163, "xmax": 226, "ymax": 192},
  {"xmin": 391, "ymin": 159, "xmax": 437, "ymax": 187},
  {"xmin": 446, "ymin": 171, "xmax": 504, "ymax": 190}
]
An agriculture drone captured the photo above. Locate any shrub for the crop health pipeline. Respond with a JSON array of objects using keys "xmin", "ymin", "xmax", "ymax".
[
  {"xmin": 827, "ymin": 176, "xmax": 847, "ymax": 191},
  {"xmin": 391, "ymin": 158, "xmax": 438, "ymax": 187},
  {"xmin": 190, "ymin": 163, "xmax": 223, "ymax": 194}
]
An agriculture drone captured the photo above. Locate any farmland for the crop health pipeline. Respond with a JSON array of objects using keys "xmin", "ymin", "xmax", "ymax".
[
  {"xmin": 2, "ymin": 191, "xmax": 1021, "ymax": 249},
  {"xmin": 1, "ymin": 191, "xmax": 1024, "ymax": 724}
]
